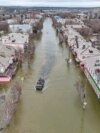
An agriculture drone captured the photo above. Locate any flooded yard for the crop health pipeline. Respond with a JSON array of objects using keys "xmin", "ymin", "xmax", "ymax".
[{"xmin": 3, "ymin": 18, "xmax": 100, "ymax": 133}]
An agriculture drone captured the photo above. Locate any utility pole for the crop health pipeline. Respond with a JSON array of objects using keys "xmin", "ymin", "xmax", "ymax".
[{"xmin": 75, "ymin": 36, "xmax": 79, "ymax": 48}]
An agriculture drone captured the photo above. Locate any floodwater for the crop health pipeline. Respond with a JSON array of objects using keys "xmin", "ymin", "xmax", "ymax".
[{"xmin": 3, "ymin": 18, "xmax": 100, "ymax": 133}]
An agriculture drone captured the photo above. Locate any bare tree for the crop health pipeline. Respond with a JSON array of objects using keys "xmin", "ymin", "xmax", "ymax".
[
  {"xmin": 86, "ymin": 19, "xmax": 100, "ymax": 33},
  {"xmin": 0, "ymin": 22, "xmax": 9, "ymax": 33}
]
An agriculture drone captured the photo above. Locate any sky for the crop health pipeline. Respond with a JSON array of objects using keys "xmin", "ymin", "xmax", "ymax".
[{"xmin": 0, "ymin": 0, "xmax": 100, "ymax": 7}]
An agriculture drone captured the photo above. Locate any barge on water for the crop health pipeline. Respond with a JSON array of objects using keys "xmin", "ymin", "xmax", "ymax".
[{"xmin": 35, "ymin": 78, "xmax": 45, "ymax": 91}]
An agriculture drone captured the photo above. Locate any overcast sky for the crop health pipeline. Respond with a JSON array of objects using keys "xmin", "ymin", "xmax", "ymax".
[{"xmin": 0, "ymin": 0, "xmax": 100, "ymax": 7}]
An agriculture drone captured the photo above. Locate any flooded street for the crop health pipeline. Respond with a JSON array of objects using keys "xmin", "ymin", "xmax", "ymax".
[{"xmin": 4, "ymin": 18, "xmax": 100, "ymax": 133}]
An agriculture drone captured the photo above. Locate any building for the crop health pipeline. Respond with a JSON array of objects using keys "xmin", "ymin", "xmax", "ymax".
[
  {"xmin": 84, "ymin": 56, "xmax": 100, "ymax": 98},
  {"xmin": 0, "ymin": 45, "xmax": 16, "ymax": 83},
  {"xmin": 9, "ymin": 24, "xmax": 32, "ymax": 34},
  {"xmin": 2, "ymin": 33, "xmax": 29, "ymax": 53}
]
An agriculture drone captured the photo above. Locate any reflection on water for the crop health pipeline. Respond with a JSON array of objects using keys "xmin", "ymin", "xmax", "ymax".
[
  {"xmin": 2, "ymin": 18, "xmax": 100, "ymax": 133},
  {"xmin": 38, "ymin": 19, "xmax": 58, "ymax": 84},
  {"xmin": 39, "ymin": 46, "xmax": 56, "ymax": 81}
]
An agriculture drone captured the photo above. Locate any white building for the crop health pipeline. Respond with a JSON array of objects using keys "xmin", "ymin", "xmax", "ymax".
[
  {"xmin": 23, "ymin": 19, "xmax": 40, "ymax": 26},
  {"xmin": 6, "ymin": 19, "xmax": 18, "ymax": 25},
  {"xmin": 76, "ymin": 13, "xmax": 87, "ymax": 20},
  {"xmin": 9, "ymin": 24, "xmax": 32, "ymax": 34}
]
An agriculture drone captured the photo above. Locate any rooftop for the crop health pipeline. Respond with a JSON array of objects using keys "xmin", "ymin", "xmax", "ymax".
[
  {"xmin": 0, "ymin": 45, "xmax": 15, "ymax": 57},
  {"xmin": 2, "ymin": 33, "xmax": 29, "ymax": 44},
  {"xmin": 23, "ymin": 19, "xmax": 40, "ymax": 26},
  {"xmin": 85, "ymin": 56, "xmax": 100, "ymax": 72},
  {"xmin": 0, "ymin": 45, "xmax": 15, "ymax": 72},
  {"xmin": 9, "ymin": 24, "xmax": 32, "ymax": 33},
  {"xmin": 77, "ymin": 46, "xmax": 100, "ymax": 61}
]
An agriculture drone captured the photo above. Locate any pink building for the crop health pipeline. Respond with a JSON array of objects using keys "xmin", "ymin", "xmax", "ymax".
[{"xmin": 0, "ymin": 45, "xmax": 16, "ymax": 83}]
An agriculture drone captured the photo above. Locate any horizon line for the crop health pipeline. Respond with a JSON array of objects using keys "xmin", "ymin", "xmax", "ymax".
[{"xmin": 0, "ymin": 5, "xmax": 99, "ymax": 8}]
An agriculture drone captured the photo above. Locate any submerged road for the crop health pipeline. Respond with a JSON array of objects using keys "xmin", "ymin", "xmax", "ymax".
[{"xmin": 4, "ymin": 18, "xmax": 100, "ymax": 133}]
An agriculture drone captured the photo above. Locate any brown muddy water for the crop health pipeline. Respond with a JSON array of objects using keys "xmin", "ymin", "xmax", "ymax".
[{"xmin": 2, "ymin": 18, "xmax": 100, "ymax": 133}]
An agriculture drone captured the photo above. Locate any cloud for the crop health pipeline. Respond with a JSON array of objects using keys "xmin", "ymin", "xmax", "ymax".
[{"xmin": 0, "ymin": 0, "xmax": 100, "ymax": 7}]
